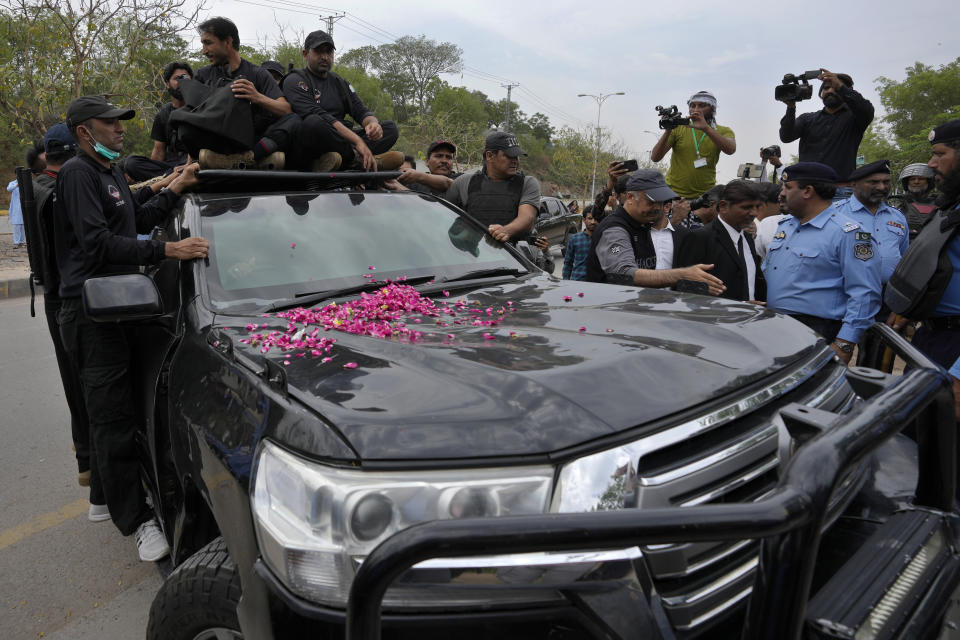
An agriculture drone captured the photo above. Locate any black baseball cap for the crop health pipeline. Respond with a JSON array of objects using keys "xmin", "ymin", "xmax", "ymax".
[
  {"xmin": 427, "ymin": 139, "xmax": 456, "ymax": 155},
  {"xmin": 485, "ymin": 131, "xmax": 526, "ymax": 157},
  {"xmin": 66, "ymin": 96, "xmax": 135, "ymax": 128},
  {"xmin": 625, "ymin": 169, "xmax": 677, "ymax": 202},
  {"xmin": 261, "ymin": 60, "xmax": 285, "ymax": 77},
  {"xmin": 304, "ymin": 30, "xmax": 335, "ymax": 51}
]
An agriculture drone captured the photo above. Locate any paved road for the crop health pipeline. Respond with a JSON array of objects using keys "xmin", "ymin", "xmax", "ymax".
[{"xmin": 0, "ymin": 295, "xmax": 161, "ymax": 640}]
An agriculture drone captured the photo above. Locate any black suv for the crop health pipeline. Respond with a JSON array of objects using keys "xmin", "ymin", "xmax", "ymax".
[
  {"xmin": 535, "ymin": 196, "xmax": 581, "ymax": 253},
  {"xmin": 80, "ymin": 171, "xmax": 959, "ymax": 640}
]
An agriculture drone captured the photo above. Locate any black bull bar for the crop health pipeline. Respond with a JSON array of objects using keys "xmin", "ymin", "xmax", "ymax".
[{"xmin": 346, "ymin": 324, "xmax": 956, "ymax": 640}]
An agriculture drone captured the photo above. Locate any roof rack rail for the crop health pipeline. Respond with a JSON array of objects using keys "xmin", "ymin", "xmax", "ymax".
[{"xmin": 193, "ymin": 169, "xmax": 403, "ymax": 193}]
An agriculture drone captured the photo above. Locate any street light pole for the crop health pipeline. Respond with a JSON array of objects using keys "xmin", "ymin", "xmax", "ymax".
[{"xmin": 577, "ymin": 91, "xmax": 625, "ymax": 199}]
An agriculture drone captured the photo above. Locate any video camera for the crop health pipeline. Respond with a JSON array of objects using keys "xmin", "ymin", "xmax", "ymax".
[
  {"xmin": 656, "ymin": 105, "xmax": 690, "ymax": 130},
  {"xmin": 689, "ymin": 192, "xmax": 715, "ymax": 212},
  {"xmin": 760, "ymin": 145, "xmax": 781, "ymax": 160},
  {"xmin": 775, "ymin": 70, "xmax": 820, "ymax": 103}
]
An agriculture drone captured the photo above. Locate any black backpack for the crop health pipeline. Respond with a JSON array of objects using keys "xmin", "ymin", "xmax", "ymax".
[{"xmin": 16, "ymin": 166, "xmax": 58, "ymax": 316}]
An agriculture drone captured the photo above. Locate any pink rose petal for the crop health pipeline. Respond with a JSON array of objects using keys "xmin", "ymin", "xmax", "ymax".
[
  {"xmin": 578, "ymin": 292, "xmax": 584, "ymax": 297},
  {"xmin": 578, "ymin": 326, "xmax": 587, "ymax": 332},
  {"xmin": 343, "ymin": 362, "xmax": 358, "ymax": 369},
  {"xmin": 290, "ymin": 243, "xmax": 296, "ymax": 249},
  {"xmin": 563, "ymin": 296, "xmax": 572, "ymax": 302}
]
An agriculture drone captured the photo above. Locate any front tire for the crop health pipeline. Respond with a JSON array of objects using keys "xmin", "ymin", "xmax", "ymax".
[{"xmin": 147, "ymin": 537, "xmax": 243, "ymax": 640}]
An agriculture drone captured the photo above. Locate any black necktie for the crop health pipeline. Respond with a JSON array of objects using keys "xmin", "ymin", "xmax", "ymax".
[{"xmin": 736, "ymin": 234, "xmax": 750, "ymax": 298}]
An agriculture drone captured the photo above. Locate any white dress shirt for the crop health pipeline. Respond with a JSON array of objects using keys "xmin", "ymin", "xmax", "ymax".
[
  {"xmin": 651, "ymin": 221, "xmax": 676, "ymax": 270},
  {"xmin": 718, "ymin": 216, "xmax": 756, "ymax": 300}
]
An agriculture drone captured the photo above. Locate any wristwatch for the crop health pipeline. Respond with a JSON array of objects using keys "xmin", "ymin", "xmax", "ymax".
[{"xmin": 832, "ymin": 341, "xmax": 855, "ymax": 355}]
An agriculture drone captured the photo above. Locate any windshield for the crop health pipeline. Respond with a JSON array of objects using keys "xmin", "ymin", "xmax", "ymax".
[{"xmin": 199, "ymin": 191, "xmax": 527, "ymax": 312}]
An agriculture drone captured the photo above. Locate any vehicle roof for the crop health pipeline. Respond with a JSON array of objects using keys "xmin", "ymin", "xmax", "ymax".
[{"xmin": 190, "ymin": 169, "xmax": 404, "ymax": 197}]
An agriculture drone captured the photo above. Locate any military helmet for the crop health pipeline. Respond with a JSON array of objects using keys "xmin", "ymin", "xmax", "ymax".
[{"xmin": 898, "ymin": 163, "xmax": 935, "ymax": 193}]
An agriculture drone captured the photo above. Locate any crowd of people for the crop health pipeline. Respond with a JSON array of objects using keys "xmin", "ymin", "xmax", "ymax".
[{"xmin": 12, "ymin": 13, "xmax": 960, "ymax": 563}]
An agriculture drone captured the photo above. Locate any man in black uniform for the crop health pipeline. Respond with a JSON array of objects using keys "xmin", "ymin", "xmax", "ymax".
[
  {"xmin": 179, "ymin": 17, "xmax": 296, "ymax": 170},
  {"xmin": 54, "ymin": 95, "xmax": 209, "ymax": 561},
  {"xmin": 585, "ymin": 169, "xmax": 725, "ymax": 294},
  {"xmin": 281, "ymin": 29, "xmax": 401, "ymax": 172},
  {"xmin": 121, "ymin": 62, "xmax": 193, "ymax": 183},
  {"xmin": 779, "ymin": 69, "xmax": 874, "ymax": 193},
  {"xmin": 444, "ymin": 132, "xmax": 540, "ymax": 242},
  {"xmin": 30, "ymin": 124, "xmax": 99, "ymax": 500}
]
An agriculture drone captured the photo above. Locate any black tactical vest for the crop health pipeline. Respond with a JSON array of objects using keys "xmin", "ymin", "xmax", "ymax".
[
  {"xmin": 465, "ymin": 171, "xmax": 525, "ymax": 228},
  {"xmin": 585, "ymin": 207, "xmax": 656, "ymax": 284},
  {"xmin": 885, "ymin": 204, "xmax": 960, "ymax": 319},
  {"xmin": 899, "ymin": 197, "xmax": 938, "ymax": 241}
]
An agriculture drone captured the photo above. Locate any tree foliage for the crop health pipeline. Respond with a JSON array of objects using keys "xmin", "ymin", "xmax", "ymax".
[
  {"xmin": 858, "ymin": 58, "xmax": 960, "ymax": 180},
  {"xmin": 338, "ymin": 35, "xmax": 462, "ymax": 122}
]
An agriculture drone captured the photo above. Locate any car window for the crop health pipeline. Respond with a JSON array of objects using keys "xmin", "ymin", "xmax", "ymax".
[
  {"xmin": 545, "ymin": 199, "xmax": 561, "ymax": 216},
  {"xmin": 198, "ymin": 192, "xmax": 526, "ymax": 312}
]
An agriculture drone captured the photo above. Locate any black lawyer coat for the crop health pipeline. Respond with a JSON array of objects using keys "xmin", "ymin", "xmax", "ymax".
[{"xmin": 675, "ymin": 219, "xmax": 766, "ymax": 302}]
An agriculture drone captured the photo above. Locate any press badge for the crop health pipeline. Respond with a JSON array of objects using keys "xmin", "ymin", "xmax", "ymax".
[{"xmin": 693, "ymin": 158, "xmax": 708, "ymax": 168}]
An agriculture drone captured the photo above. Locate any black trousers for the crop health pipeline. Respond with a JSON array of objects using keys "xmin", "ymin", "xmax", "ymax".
[
  {"xmin": 178, "ymin": 112, "xmax": 302, "ymax": 158},
  {"xmin": 295, "ymin": 115, "xmax": 399, "ymax": 169},
  {"xmin": 121, "ymin": 156, "xmax": 180, "ymax": 183},
  {"xmin": 58, "ymin": 297, "xmax": 150, "ymax": 535},
  {"xmin": 908, "ymin": 324, "xmax": 960, "ymax": 493},
  {"xmin": 43, "ymin": 293, "xmax": 105, "ymax": 503}
]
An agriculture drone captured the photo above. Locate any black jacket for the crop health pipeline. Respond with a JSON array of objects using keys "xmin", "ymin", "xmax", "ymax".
[
  {"xmin": 778, "ymin": 85, "xmax": 874, "ymax": 180},
  {"xmin": 53, "ymin": 153, "xmax": 176, "ymax": 297},
  {"xmin": 675, "ymin": 219, "xmax": 765, "ymax": 301}
]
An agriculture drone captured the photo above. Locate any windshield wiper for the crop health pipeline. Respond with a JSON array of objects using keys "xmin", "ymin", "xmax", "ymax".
[
  {"xmin": 439, "ymin": 267, "xmax": 527, "ymax": 283},
  {"xmin": 266, "ymin": 275, "xmax": 436, "ymax": 312}
]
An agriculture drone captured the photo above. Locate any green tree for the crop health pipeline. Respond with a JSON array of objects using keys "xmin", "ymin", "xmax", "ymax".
[
  {"xmin": 0, "ymin": 0, "xmax": 204, "ymax": 151},
  {"xmin": 339, "ymin": 36, "xmax": 462, "ymax": 122},
  {"xmin": 858, "ymin": 58, "xmax": 960, "ymax": 178}
]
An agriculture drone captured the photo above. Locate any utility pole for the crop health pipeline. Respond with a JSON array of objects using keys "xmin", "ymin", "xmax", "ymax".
[
  {"xmin": 501, "ymin": 83, "xmax": 519, "ymax": 131},
  {"xmin": 320, "ymin": 12, "xmax": 345, "ymax": 35},
  {"xmin": 577, "ymin": 91, "xmax": 625, "ymax": 198}
]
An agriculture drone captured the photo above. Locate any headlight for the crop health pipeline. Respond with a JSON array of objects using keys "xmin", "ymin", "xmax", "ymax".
[{"xmin": 251, "ymin": 440, "xmax": 554, "ymax": 607}]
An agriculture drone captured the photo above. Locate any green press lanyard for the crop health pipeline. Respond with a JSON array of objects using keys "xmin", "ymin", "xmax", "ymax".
[{"xmin": 691, "ymin": 128, "xmax": 707, "ymax": 158}]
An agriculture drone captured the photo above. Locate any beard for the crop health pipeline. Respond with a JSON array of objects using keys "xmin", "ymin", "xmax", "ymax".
[
  {"xmin": 168, "ymin": 86, "xmax": 184, "ymax": 101},
  {"xmin": 935, "ymin": 168, "xmax": 960, "ymax": 209},
  {"xmin": 822, "ymin": 94, "xmax": 843, "ymax": 109}
]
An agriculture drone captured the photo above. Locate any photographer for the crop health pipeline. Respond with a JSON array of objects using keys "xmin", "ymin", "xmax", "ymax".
[
  {"xmin": 778, "ymin": 69, "xmax": 874, "ymax": 184},
  {"xmin": 650, "ymin": 91, "xmax": 736, "ymax": 200},
  {"xmin": 760, "ymin": 145, "xmax": 785, "ymax": 183}
]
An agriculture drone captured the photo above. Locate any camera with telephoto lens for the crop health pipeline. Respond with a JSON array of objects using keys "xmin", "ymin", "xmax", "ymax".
[
  {"xmin": 761, "ymin": 145, "xmax": 781, "ymax": 160},
  {"xmin": 656, "ymin": 105, "xmax": 690, "ymax": 130},
  {"xmin": 775, "ymin": 70, "xmax": 820, "ymax": 103}
]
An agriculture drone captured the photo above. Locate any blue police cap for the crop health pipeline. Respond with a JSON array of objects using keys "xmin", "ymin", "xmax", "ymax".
[
  {"xmin": 781, "ymin": 162, "xmax": 838, "ymax": 184},
  {"xmin": 846, "ymin": 159, "xmax": 890, "ymax": 182},
  {"xmin": 929, "ymin": 119, "xmax": 960, "ymax": 145}
]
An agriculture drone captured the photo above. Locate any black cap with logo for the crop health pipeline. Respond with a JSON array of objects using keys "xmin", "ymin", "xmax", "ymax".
[
  {"xmin": 484, "ymin": 131, "xmax": 526, "ymax": 158},
  {"xmin": 66, "ymin": 96, "xmax": 135, "ymax": 128}
]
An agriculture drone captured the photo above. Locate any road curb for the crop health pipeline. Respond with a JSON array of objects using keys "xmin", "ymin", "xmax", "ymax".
[{"xmin": 1, "ymin": 276, "xmax": 31, "ymax": 299}]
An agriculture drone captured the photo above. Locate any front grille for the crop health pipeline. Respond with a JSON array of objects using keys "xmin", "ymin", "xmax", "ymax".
[{"xmin": 632, "ymin": 348, "xmax": 856, "ymax": 635}]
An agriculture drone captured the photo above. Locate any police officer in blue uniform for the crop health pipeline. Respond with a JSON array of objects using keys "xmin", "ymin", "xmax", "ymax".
[
  {"xmin": 835, "ymin": 159, "xmax": 909, "ymax": 286},
  {"xmin": 762, "ymin": 162, "xmax": 883, "ymax": 363}
]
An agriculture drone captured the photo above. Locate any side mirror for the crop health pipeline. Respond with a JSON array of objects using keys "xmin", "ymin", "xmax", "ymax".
[{"xmin": 82, "ymin": 273, "xmax": 163, "ymax": 322}]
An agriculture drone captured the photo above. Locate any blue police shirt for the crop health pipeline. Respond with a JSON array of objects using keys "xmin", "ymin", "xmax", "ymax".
[
  {"xmin": 761, "ymin": 206, "xmax": 882, "ymax": 343},
  {"xmin": 934, "ymin": 231, "xmax": 960, "ymax": 317},
  {"xmin": 835, "ymin": 195, "xmax": 909, "ymax": 284}
]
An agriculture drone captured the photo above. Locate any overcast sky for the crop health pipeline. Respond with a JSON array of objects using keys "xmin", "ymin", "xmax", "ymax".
[{"xmin": 210, "ymin": 0, "xmax": 958, "ymax": 183}]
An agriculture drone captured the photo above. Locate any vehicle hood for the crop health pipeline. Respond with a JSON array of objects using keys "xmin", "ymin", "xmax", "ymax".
[{"xmin": 218, "ymin": 277, "xmax": 823, "ymax": 462}]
